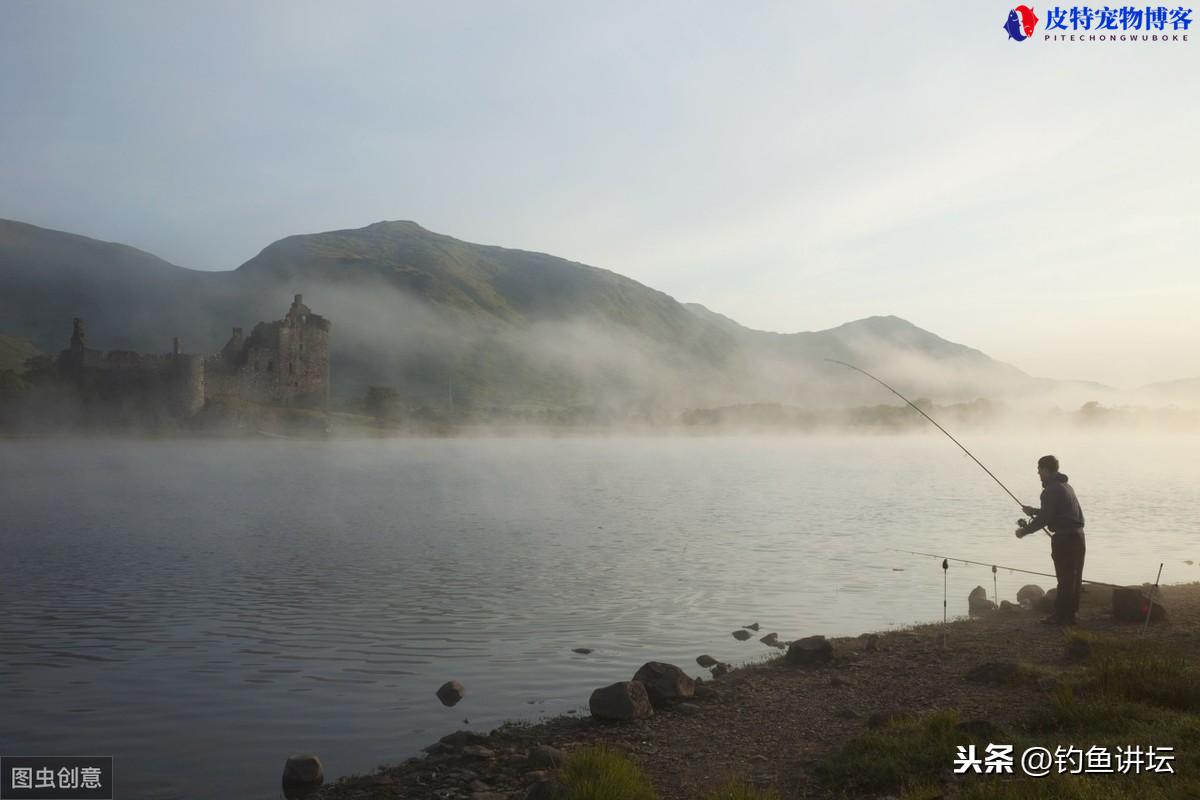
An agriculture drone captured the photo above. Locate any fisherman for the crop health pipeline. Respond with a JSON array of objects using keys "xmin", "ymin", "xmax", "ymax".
[{"xmin": 1015, "ymin": 455, "xmax": 1086, "ymax": 626}]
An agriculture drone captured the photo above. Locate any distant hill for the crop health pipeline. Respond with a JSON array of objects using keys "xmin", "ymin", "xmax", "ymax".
[
  {"xmin": 0, "ymin": 217, "xmax": 1128, "ymax": 412},
  {"xmin": 0, "ymin": 334, "xmax": 42, "ymax": 373},
  {"xmin": 1139, "ymin": 376, "xmax": 1200, "ymax": 404}
]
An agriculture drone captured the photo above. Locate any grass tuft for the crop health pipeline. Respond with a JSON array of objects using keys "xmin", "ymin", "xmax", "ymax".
[
  {"xmin": 559, "ymin": 745, "xmax": 659, "ymax": 800},
  {"xmin": 701, "ymin": 780, "xmax": 781, "ymax": 800}
]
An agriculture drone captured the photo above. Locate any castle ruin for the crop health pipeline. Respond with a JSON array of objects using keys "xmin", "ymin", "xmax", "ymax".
[{"xmin": 58, "ymin": 295, "xmax": 331, "ymax": 418}]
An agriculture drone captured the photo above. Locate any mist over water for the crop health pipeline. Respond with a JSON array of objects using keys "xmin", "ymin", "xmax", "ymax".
[{"xmin": 1, "ymin": 434, "xmax": 1197, "ymax": 798}]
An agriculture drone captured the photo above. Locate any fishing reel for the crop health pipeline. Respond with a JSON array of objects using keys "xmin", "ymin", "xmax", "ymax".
[{"xmin": 1015, "ymin": 518, "xmax": 1030, "ymax": 538}]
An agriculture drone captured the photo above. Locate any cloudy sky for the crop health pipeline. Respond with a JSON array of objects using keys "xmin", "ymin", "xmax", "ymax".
[{"xmin": 2, "ymin": 1, "xmax": 1196, "ymax": 386}]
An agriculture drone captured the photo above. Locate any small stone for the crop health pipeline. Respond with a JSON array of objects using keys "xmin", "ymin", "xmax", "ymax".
[
  {"xmin": 710, "ymin": 663, "xmax": 732, "ymax": 678},
  {"xmin": 526, "ymin": 778, "xmax": 565, "ymax": 800},
  {"xmin": 437, "ymin": 681, "xmax": 466, "ymax": 707},
  {"xmin": 965, "ymin": 662, "xmax": 1019, "ymax": 685},
  {"xmin": 527, "ymin": 745, "xmax": 566, "ymax": 770},
  {"xmin": 461, "ymin": 745, "xmax": 495, "ymax": 759},
  {"xmin": 677, "ymin": 702, "xmax": 701, "ymax": 715},
  {"xmin": 759, "ymin": 632, "xmax": 779, "ymax": 646},
  {"xmin": 999, "ymin": 600, "xmax": 1021, "ymax": 613},
  {"xmin": 732, "ymin": 629, "xmax": 752, "ymax": 641},
  {"xmin": 441, "ymin": 731, "xmax": 490, "ymax": 748},
  {"xmin": 745, "ymin": 622, "xmax": 760, "ymax": 631},
  {"xmin": 572, "ymin": 647, "xmax": 593, "ymax": 654},
  {"xmin": 696, "ymin": 654, "xmax": 718, "ymax": 668}
]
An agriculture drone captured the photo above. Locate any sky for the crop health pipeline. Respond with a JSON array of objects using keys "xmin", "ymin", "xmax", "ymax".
[{"xmin": 1, "ymin": 1, "xmax": 1197, "ymax": 387}]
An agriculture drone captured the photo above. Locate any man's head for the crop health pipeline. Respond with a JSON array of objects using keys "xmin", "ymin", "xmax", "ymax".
[{"xmin": 1037, "ymin": 454, "xmax": 1059, "ymax": 480}]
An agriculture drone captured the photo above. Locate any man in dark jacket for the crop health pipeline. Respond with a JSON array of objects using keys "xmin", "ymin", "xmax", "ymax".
[{"xmin": 1015, "ymin": 455, "xmax": 1086, "ymax": 625}]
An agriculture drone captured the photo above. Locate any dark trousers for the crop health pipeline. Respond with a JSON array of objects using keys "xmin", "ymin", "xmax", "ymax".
[{"xmin": 1051, "ymin": 529, "xmax": 1086, "ymax": 621}]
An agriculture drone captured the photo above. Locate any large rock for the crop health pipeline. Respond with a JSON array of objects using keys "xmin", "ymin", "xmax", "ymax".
[
  {"xmin": 1017, "ymin": 584, "xmax": 1045, "ymax": 606},
  {"xmin": 588, "ymin": 681, "xmax": 654, "ymax": 721},
  {"xmin": 282, "ymin": 754, "xmax": 324, "ymax": 797},
  {"xmin": 437, "ymin": 680, "xmax": 466, "ymax": 707},
  {"xmin": 1112, "ymin": 586, "xmax": 1167, "ymax": 623},
  {"xmin": 632, "ymin": 661, "xmax": 695, "ymax": 707},
  {"xmin": 785, "ymin": 635, "xmax": 833, "ymax": 667},
  {"xmin": 696, "ymin": 654, "xmax": 718, "ymax": 668},
  {"xmin": 968, "ymin": 586, "xmax": 996, "ymax": 615},
  {"xmin": 1038, "ymin": 588, "xmax": 1058, "ymax": 613},
  {"xmin": 732, "ymin": 629, "xmax": 752, "ymax": 641}
]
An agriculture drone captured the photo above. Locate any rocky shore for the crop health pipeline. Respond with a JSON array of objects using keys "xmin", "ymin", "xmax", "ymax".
[{"xmin": 306, "ymin": 581, "xmax": 1199, "ymax": 800}]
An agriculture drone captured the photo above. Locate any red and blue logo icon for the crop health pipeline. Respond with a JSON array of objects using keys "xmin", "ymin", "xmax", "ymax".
[{"xmin": 1004, "ymin": 5, "xmax": 1040, "ymax": 39}]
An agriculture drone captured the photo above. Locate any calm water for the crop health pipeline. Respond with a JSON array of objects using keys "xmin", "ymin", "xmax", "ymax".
[{"xmin": 1, "ymin": 435, "xmax": 1197, "ymax": 798}]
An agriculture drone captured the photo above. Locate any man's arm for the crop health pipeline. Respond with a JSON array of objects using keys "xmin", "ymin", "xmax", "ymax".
[{"xmin": 1019, "ymin": 486, "xmax": 1059, "ymax": 536}]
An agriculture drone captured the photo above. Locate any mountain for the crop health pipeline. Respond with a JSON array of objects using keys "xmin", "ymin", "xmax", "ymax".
[
  {"xmin": 0, "ymin": 217, "xmax": 1086, "ymax": 412},
  {"xmin": 1139, "ymin": 377, "xmax": 1200, "ymax": 404}
]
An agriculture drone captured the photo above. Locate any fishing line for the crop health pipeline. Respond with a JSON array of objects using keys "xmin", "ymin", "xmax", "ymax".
[
  {"xmin": 825, "ymin": 359, "xmax": 1049, "ymax": 536},
  {"xmin": 892, "ymin": 548, "xmax": 1127, "ymax": 591}
]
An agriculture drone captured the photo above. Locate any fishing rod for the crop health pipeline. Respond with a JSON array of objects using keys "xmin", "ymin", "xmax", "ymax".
[
  {"xmin": 893, "ymin": 548, "xmax": 1127, "ymax": 591},
  {"xmin": 826, "ymin": 358, "xmax": 1048, "ymax": 537}
]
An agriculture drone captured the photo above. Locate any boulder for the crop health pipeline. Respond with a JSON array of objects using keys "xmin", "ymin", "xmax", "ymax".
[
  {"xmin": 1112, "ymin": 586, "xmax": 1167, "ymax": 623},
  {"xmin": 696, "ymin": 654, "xmax": 718, "ymax": 668},
  {"xmin": 632, "ymin": 661, "xmax": 695, "ymax": 707},
  {"xmin": 282, "ymin": 754, "xmax": 324, "ymax": 795},
  {"xmin": 759, "ymin": 632, "xmax": 780, "ymax": 647},
  {"xmin": 732, "ymin": 629, "xmax": 753, "ymax": 641},
  {"xmin": 1017, "ymin": 584, "xmax": 1045, "ymax": 606},
  {"xmin": 588, "ymin": 681, "xmax": 654, "ymax": 721},
  {"xmin": 437, "ymin": 680, "xmax": 466, "ymax": 707},
  {"xmin": 785, "ymin": 635, "xmax": 833, "ymax": 667},
  {"xmin": 968, "ymin": 586, "xmax": 996, "ymax": 615}
]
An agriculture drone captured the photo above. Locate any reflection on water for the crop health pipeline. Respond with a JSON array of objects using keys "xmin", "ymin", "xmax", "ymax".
[{"xmin": 1, "ymin": 435, "xmax": 1197, "ymax": 798}]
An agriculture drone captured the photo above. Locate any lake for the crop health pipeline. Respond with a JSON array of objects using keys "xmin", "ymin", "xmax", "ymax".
[{"xmin": 1, "ymin": 434, "xmax": 1197, "ymax": 798}]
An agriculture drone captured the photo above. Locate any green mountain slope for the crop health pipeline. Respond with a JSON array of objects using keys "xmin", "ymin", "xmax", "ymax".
[{"xmin": 0, "ymin": 218, "xmax": 1059, "ymax": 410}]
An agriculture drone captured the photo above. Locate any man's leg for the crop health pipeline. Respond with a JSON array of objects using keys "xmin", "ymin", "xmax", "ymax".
[
  {"xmin": 1058, "ymin": 532, "xmax": 1083, "ymax": 623},
  {"xmin": 1072, "ymin": 533, "xmax": 1086, "ymax": 619},
  {"xmin": 1050, "ymin": 534, "xmax": 1069, "ymax": 623}
]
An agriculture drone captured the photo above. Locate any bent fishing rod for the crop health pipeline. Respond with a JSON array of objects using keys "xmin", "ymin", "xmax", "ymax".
[{"xmin": 825, "ymin": 358, "xmax": 1048, "ymax": 537}]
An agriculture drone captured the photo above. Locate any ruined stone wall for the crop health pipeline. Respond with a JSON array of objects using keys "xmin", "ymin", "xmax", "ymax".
[
  {"xmin": 57, "ymin": 296, "xmax": 330, "ymax": 420},
  {"xmin": 204, "ymin": 295, "xmax": 330, "ymax": 408},
  {"xmin": 58, "ymin": 346, "xmax": 205, "ymax": 419}
]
